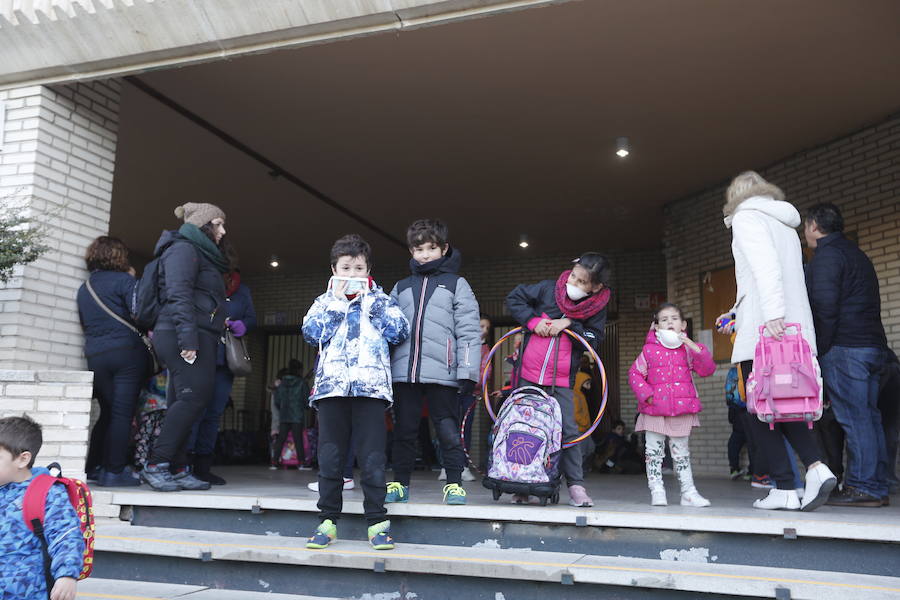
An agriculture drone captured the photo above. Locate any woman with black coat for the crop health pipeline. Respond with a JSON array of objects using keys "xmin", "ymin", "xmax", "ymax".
[
  {"xmin": 141, "ymin": 203, "xmax": 230, "ymax": 492},
  {"xmin": 77, "ymin": 236, "xmax": 150, "ymax": 487}
]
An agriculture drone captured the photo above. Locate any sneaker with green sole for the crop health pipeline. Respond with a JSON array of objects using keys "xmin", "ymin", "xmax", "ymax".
[
  {"xmin": 306, "ymin": 519, "xmax": 336, "ymax": 549},
  {"xmin": 385, "ymin": 482, "xmax": 409, "ymax": 503},
  {"xmin": 443, "ymin": 483, "xmax": 467, "ymax": 505},
  {"xmin": 368, "ymin": 520, "xmax": 394, "ymax": 550}
]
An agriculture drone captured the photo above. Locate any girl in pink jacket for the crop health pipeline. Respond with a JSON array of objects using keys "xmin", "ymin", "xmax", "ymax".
[{"xmin": 629, "ymin": 303, "xmax": 716, "ymax": 507}]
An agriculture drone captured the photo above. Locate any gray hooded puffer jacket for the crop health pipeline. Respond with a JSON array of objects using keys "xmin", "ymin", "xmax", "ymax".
[{"xmin": 390, "ymin": 248, "xmax": 481, "ymax": 387}]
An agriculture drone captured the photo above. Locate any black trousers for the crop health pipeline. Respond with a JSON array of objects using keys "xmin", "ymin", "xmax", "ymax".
[
  {"xmin": 86, "ymin": 344, "xmax": 150, "ymax": 473},
  {"xmin": 392, "ymin": 383, "xmax": 465, "ymax": 486},
  {"xmin": 316, "ymin": 396, "xmax": 388, "ymax": 525},
  {"xmin": 740, "ymin": 360, "xmax": 822, "ymax": 490},
  {"xmin": 727, "ymin": 406, "xmax": 748, "ymax": 472},
  {"xmin": 149, "ymin": 329, "xmax": 218, "ymax": 468},
  {"xmin": 273, "ymin": 421, "xmax": 305, "ymax": 464}
]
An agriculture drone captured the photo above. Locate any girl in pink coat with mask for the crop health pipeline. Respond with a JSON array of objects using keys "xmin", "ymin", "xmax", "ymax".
[{"xmin": 629, "ymin": 303, "xmax": 716, "ymax": 507}]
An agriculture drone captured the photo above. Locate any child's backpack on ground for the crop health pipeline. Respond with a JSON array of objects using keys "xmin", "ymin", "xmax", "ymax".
[
  {"xmin": 482, "ymin": 386, "xmax": 562, "ymax": 505},
  {"xmin": 23, "ymin": 463, "xmax": 95, "ymax": 590},
  {"xmin": 279, "ymin": 432, "xmax": 301, "ymax": 466},
  {"xmin": 746, "ymin": 323, "xmax": 822, "ymax": 429}
]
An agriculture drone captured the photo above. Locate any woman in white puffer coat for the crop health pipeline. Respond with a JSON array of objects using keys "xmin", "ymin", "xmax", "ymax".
[{"xmin": 716, "ymin": 171, "xmax": 836, "ymax": 512}]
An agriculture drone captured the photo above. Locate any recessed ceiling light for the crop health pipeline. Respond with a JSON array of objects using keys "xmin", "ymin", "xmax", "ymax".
[
  {"xmin": 269, "ymin": 255, "xmax": 280, "ymax": 268},
  {"xmin": 616, "ymin": 136, "xmax": 630, "ymax": 158},
  {"xmin": 519, "ymin": 234, "xmax": 529, "ymax": 249}
]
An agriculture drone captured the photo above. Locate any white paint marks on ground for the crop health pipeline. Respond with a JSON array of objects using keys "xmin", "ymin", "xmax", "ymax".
[
  {"xmin": 264, "ymin": 530, "xmax": 281, "ymax": 536},
  {"xmin": 495, "ymin": 593, "xmax": 506, "ymax": 600},
  {"xmin": 354, "ymin": 593, "xmax": 419, "ymax": 600},
  {"xmin": 472, "ymin": 539, "xmax": 532, "ymax": 551},
  {"xmin": 258, "ymin": 579, "xmax": 271, "ymax": 589},
  {"xmin": 659, "ymin": 547, "xmax": 718, "ymax": 563}
]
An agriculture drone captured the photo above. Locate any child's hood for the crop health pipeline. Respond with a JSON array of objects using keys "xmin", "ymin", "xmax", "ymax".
[{"xmin": 409, "ymin": 246, "xmax": 462, "ymax": 276}]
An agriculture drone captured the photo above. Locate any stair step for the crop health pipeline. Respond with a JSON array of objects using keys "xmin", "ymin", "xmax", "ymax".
[
  {"xmin": 95, "ymin": 522, "xmax": 900, "ymax": 599},
  {"xmin": 78, "ymin": 578, "xmax": 340, "ymax": 599}
]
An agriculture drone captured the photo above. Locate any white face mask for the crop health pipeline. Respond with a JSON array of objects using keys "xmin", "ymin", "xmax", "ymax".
[
  {"xmin": 656, "ymin": 328, "xmax": 684, "ymax": 349},
  {"xmin": 566, "ymin": 283, "xmax": 589, "ymax": 301},
  {"xmin": 329, "ymin": 276, "xmax": 369, "ymax": 296}
]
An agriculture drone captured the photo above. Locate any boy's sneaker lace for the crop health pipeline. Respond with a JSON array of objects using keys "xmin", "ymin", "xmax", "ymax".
[
  {"xmin": 368, "ymin": 520, "xmax": 394, "ymax": 550},
  {"xmin": 385, "ymin": 482, "xmax": 409, "ymax": 503},
  {"xmin": 443, "ymin": 483, "xmax": 467, "ymax": 505},
  {"xmin": 306, "ymin": 519, "xmax": 337, "ymax": 549}
]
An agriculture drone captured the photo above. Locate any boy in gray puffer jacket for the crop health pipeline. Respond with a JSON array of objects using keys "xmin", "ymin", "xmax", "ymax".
[{"xmin": 388, "ymin": 219, "xmax": 481, "ymax": 505}]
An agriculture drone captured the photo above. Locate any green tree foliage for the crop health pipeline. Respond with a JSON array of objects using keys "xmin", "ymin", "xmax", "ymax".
[{"xmin": 0, "ymin": 208, "xmax": 49, "ymax": 283}]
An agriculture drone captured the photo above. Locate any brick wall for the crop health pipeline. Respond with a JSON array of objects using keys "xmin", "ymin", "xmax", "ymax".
[
  {"xmin": 0, "ymin": 81, "xmax": 120, "ymax": 370},
  {"xmin": 664, "ymin": 113, "xmax": 900, "ymax": 474},
  {"xmin": 0, "ymin": 369, "xmax": 93, "ymax": 479}
]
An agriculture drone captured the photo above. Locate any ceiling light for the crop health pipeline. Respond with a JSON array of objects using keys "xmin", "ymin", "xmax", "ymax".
[
  {"xmin": 269, "ymin": 255, "xmax": 280, "ymax": 268},
  {"xmin": 519, "ymin": 234, "xmax": 529, "ymax": 249},
  {"xmin": 616, "ymin": 136, "xmax": 630, "ymax": 158}
]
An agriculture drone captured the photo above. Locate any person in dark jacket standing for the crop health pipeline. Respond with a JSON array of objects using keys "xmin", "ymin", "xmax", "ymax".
[
  {"xmin": 77, "ymin": 236, "xmax": 150, "ymax": 487},
  {"xmin": 271, "ymin": 359, "xmax": 309, "ymax": 469},
  {"xmin": 387, "ymin": 220, "xmax": 481, "ymax": 506},
  {"xmin": 804, "ymin": 202, "xmax": 890, "ymax": 507},
  {"xmin": 189, "ymin": 266, "xmax": 256, "ymax": 485},
  {"xmin": 141, "ymin": 203, "xmax": 230, "ymax": 492},
  {"xmin": 506, "ymin": 252, "xmax": 611, "ymax": 507}
]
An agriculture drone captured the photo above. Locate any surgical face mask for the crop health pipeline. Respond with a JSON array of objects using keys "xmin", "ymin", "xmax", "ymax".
[
  {"xmin": 656, "ymin": 328, "xmax": 683, "ymax": 349},
  {"xmin": 566, "ymin": 283, "xmax": 589, "ymax": 301},
  {"xmin": 329, "ymin": 276, "xmax": 369, "ymax": 296}
]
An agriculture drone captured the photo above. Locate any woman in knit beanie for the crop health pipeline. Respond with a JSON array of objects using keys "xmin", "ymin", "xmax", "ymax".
[{"xmin": 141, "ymin": 203, "xmax": 230, "ymax": 492}]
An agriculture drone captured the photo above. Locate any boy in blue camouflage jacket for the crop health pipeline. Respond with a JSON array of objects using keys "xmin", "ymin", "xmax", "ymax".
[
  {"xmin": 0, "ymin": 416, "xmax": 84, "ymax": 600},
  {"xmin": 302, "ymin": 234, "xmax": 409, "ymax": 551}
]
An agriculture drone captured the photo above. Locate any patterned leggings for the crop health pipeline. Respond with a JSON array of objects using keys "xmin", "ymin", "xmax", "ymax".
[{"xmin": 645, "ymin": 431, "xmax": 697, "ymax": 493}]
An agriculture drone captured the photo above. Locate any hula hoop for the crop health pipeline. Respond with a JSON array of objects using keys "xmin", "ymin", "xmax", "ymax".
[{"xmin": 480, "ymin": 326, "xmax": 608, "ymax": 449}]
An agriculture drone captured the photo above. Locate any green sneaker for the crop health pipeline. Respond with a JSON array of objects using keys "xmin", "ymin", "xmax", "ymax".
[
  {"xmin": 306, "ymin": 519, "xmax": 336, "ymax": 549},
  {"xmin": 368, "ymin": 520, "xmax": 394, "ymax": 550},
  {"xmin": 443, "ymin": 483, "xmax": 467, "ymax": 505},
  {"xmin": 385, "ymin": 482, "xmax": 409, "ymax": 503}
]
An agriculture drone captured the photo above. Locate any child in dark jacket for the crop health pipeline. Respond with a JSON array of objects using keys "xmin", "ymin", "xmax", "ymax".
[
  {"xmin": 629, "ymin": 303, "xmax": 716, "ymax": 507},
  {"xmin": 388, "ymin": 220, "xmax": 481, "ymax": 505},
  {"xmin": 271, "ymin": 359, "xmax": 309, "ymax": 469},
  {"xmin": 506, "ymin": 253, "xmax": 611, "ymax": 507},
  {"xmin": 302, "ymin": 234, "xmax": 409, "ymax": 550},
  {"xmin": 0, "ymin": 416, "xmax": 84, "ymax": 600}
]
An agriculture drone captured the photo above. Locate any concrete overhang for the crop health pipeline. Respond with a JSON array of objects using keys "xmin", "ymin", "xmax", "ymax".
[{"xmin": 0, "ymin": 0, "xmax": 573, "ymax": 90}]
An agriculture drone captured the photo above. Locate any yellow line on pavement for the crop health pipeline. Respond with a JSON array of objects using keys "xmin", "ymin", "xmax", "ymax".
[{"xmin": 96, "ymin": 534, "xmax": 900, "ymax": 594}]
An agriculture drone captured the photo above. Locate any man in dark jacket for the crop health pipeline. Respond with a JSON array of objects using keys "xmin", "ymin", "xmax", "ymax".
[{"xmin": 804, "ymin": 202, "xmax": 890, "ymax": 507}]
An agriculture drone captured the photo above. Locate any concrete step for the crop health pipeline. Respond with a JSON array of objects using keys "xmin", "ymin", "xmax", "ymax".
[
  {"xmin": 94, "ymin": 522, "xmax": 900, "ymax": 600},
  {"xmin": 78, "ymin": 578, "xmax": 340, "ymax": 600}
]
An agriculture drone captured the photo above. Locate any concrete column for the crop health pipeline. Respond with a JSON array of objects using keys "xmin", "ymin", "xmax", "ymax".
[
  {"xmin": 0, "ymin": 79, "xmax": 120, "ymax": 478},
  {"xmin": 0, "ymin": 79, "xmax": 120, "ymax": 371}
]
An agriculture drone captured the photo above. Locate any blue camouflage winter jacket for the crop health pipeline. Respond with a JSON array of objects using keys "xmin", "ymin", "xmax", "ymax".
[
  {"xmin": 302, "ymin": 282, "xmax": 409, "ymax": 406},
  {"xmin": 0, "ymin": 468, "xmax": 85, "ymax": 600}
]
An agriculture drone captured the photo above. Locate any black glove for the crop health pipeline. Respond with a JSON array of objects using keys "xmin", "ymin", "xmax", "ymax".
[{"xmin": 458, "ymin": 379, "xmax": 475, "ymax": 397}]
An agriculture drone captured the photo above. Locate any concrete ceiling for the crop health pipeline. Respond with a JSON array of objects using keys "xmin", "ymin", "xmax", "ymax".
[{"xmin": 110, "ymin": 0, "xmax": 900, "ymax": 274}]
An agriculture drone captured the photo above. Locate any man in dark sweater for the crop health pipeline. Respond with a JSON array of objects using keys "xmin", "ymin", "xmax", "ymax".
[{"xmin": 804, "ymin": 203, "xmax": 891, "ymax": 507}]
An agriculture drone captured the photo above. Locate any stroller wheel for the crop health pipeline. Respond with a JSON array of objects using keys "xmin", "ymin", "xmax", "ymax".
[
  {"xmin": 539, "ymin": 496, "xmax": 549, "ymax": 506},
  {"xmin": 492, "ymin": 489, "xmax": 502, "ymax": 501},
  {"xmin": 551, "ymin": 492, "xmax": 560, "ymax": 504}
]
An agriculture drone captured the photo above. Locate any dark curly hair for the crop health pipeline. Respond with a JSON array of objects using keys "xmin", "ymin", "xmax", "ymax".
[
  {"xmin": 406, "ymin": 219, "xmax": 449, "ymax": 249},
  {"xmin": 330, "ymin": 234, "xmax": 372, "ymax": 268},
  {"xmin": 85, "ymin": 236, "xmax": 131, "ymax": 272}
]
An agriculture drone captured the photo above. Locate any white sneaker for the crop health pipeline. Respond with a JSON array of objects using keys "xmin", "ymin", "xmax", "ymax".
[
  {"xmin": 307, "ymin": 478, "xmax": 354, "ymax": 492},
  {"xmin": 437, "ymin": 469, "xmax": 447, "ymax": 481},
  {"xmin": 462, "ymin": 468, "xmax": 476, "ymax": 482},
  {"xmin": 680, "ymin": 489, "xmax": 711, "ymax": 507},
  {"xmin": 650, "ymin": 487, "xmax": 667, "ymax": 506},
  {"xmin": 753, "ymin": 488, "xmax": 800, "ymax": 510},
  {"xmin": 801, "ymin": 463, "xmax": 837, "ymax": 512}
]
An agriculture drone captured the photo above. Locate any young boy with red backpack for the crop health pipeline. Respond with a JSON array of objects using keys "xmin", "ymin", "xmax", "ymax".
[{"xmin": 0, "ymin": 416, "xmax": 90, "ymax": 600}]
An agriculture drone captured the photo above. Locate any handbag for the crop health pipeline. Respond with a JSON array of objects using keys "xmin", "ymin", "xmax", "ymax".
[
  {"xmin": 85, "ymin": 278, "xmax": 162, "ymax": 374},
  {"xmin": 224, "ymin": 329, "xmax": 252, "ymax": 377}
]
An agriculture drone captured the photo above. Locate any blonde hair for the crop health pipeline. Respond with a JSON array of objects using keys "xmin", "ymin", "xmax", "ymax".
[{"xmin": 723, "ymin": 171, "xmax": 785, "ymax": 218}]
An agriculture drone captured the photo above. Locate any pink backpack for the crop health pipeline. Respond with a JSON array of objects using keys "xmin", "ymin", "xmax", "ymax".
[{"xmin": 746, "ymin": 323, "xmax": 822, "ymax": 429}]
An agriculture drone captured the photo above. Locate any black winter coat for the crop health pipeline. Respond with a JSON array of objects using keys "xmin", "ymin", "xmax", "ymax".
[
  {"xmin": 151, "ymin": 231, "xmax": 227, "ymax": 351},
  {"xmin": 507, "ymin": 279, "xmax": 607, "ymax": 388},
  {"xmin": 805, "ymin": 232, "xmax": 887, "ymax": 357},
  {"xmin": 77, "ymin": 270, "xmax": 143, "ymax": 357}
]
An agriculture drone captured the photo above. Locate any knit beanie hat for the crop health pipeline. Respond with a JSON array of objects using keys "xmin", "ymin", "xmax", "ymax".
[{"xmin": 174, "ymin": 203, "xmax": 226, "ymax": 227}]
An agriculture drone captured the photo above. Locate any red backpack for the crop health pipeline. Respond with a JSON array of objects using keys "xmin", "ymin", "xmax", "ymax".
[{"xmin": 23, "ymin": 463, "xmax": 95, "ymax": 590}]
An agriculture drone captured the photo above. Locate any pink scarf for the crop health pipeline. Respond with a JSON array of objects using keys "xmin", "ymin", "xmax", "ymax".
[{"xmin": 554, "ymin": 269, "xmax": 611, "ymax": 320}]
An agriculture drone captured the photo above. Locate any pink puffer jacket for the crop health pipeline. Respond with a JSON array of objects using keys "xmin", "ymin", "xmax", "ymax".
[{"xmin": 629, "ymin": 328, "xmax": 716, "ymax": 417}]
